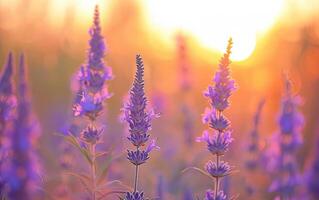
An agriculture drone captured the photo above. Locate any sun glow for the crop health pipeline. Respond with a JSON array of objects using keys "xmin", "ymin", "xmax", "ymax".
[
  {"xmin": 144, "ymin": 0, "xmax": 284, "ymax": 61},
  {"xmin": 48, "ymin": 0, "xmax": 111, "ymax": 27}
]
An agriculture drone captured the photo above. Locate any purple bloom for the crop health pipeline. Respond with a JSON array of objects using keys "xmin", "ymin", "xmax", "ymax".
[
  {"xmin": 124, "ymin": 191, "xmax": 144, "ymax": 200},
  {"xmin": 0, "ymin": 52, "xmax": 16, "ymax": 131},
  {"xmin": 205, "ymin": 190, "xmax": 227, "ymax": 200},
  {"xmin": 68, "ymin": 6, "xmax": 113, "ymax": 200},
  {"xmin": 123, "ymin": 55, "xmax": 154, "ymax": 147},
  {"xmin": 122, "ymin": 55, "xmax": 159, "ymax": 198},
  {"xmin": 7, "ymin": 54, "xmax": 41, "ymax": 200},
  {"xmin": 73, "ymin": 5, "xmax": 112, "ymax": 119},
  {"xmin": 197, "ymin": 130, "xmax": 233, "ymax": 156},
  {"xmin": 206, "ymin": 160, "xmax": 231, "ymax": 178},
  {"xmin": 203, "ymin": 40, "xmax": 236, "ymax": 112},
  {"xmin": 80, "ymin": 125, "xmax": 103, "ymax": 144},
  {"xmin": 197, "ymin": 38, "xmax": 236, "ymax": 199},
  {"xmin": 266, "ymin": 77, "xmax": 304, "ymax": 198},
  {"xmin": 0, "ymin": 52, "xmax": 17, "ymax": 197}
]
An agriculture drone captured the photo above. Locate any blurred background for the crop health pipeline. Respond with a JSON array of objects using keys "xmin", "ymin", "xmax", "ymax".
[{"xmin": 1, "ymin": 0, "xmax": 319, "ymax": 199}]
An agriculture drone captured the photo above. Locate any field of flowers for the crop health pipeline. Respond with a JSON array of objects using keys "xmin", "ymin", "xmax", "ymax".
[{"xmin": 1, "ymin": 1, "xmax": 319, "ymax": 200}]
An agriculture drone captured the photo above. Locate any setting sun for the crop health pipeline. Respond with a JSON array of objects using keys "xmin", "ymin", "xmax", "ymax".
[{"xmin": 144, "ymin": 0, "xmax": 284, "ymax": 61}]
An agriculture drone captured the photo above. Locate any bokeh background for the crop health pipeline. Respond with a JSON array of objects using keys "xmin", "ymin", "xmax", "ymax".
[{"xmin": 1, "ymin": 0, "xmax": 319, "ymax": 199}]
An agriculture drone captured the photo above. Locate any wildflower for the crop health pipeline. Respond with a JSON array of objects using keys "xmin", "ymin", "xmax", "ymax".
[
  {"xmin": 205, "ymin": 190, "xmax": 227, "ymax": 200},
  {"xmin": 122, "ymin": 55, "xmax": 159, "ymax": 199},
  {"xmin": 124, "ymin": 191, "xmax": 144, "ymax": 200},
  {"xmin": 81, "ymin": 125, "xmax": 103, "ymax": 144},
  {"xmin": 0, "ymin": 52, "xmax": 16, "ymax": 132},
  {"xmin": 266, "ymin": 76, "xmax": 304, "ymax": 199},
  {"xmin": 7, "ymin": 54, "xmax": 41, "ymax": 200},
  {"xmin": 206, "ymin": 161, "xmax": 231, "ymax": 178},
  {"xmin": 197, "ymin": 131, "xmax": 233, "ymax": 156},
  {"xmin": 197, "ymin": 38, "xmax": 236, "ymax": 199},
  {"xmin": 0, "ymin": 52, "xmax": 16, "ymax": 197},
  {"xmin": 69, "ymin": 5, "xmax": 113, "ymax": 200}
]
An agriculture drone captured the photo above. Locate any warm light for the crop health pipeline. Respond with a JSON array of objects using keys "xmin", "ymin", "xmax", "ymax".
[
  {"xmin": 144, "ymin": 0, "xmax": 284, "ymax": 61},
  {"xmin": 48, "ymin": 0, "xmax": 111, "ymax": 27}
]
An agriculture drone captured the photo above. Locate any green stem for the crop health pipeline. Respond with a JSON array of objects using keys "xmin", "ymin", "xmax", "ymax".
[
  {"xmin": 91, "ymin": 143, "xmax": 97, "ymax": 200},
  {"xmin": 133, "ymin": 147, "xmax": 139, "ymax": 192}
]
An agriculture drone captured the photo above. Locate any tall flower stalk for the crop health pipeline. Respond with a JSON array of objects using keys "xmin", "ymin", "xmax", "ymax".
[
  {"xmin": 122, "ymin": 55, "xmax": 159, "ymax": 200},
  {"xmin": 197, "ymin": 38, "xmax": 236, "ymax": 200},
  {"xmin": 70, "ymin": 5, "xmax": 112, "ymax": 200},
  {"xmin": 267, "ymin": 77, "xmax": 304, "ymax": 199},
  {"xmin": 0, "ymin": 52, "xmax": 16, "ymax": 196},
  {"xmin": 7, "ymin": 54, "xmax": 41, "ymax": 200}
]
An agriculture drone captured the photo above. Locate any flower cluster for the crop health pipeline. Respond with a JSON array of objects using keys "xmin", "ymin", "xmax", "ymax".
[
  {"xmin": 0, "ymin": 53, "xmax": 16, "ymax": 197},
  {"xmin": 267, "ymin": 77, "xmax": 304, "ymax": 199},
  {"xmin": 197, "ymin": 38, "xmax": 236, "ymax": 200},
  {"xmin": 70, "ymin": 5, "xmax": 112, "ymax": 200},
  {"xmin": 73, "ymin": 5, "xmax": 112, "ymax": 121},
  {"xmin": 6, "ymin": 54, "xmax": 41, "ymax": 200},
  {"xmin": 122, "ymin": 55, "xmax": 159, "ymax": 199}
]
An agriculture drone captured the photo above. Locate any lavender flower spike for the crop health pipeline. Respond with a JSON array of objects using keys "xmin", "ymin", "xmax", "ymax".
[
  {"xmin": 267, "ymin": 76, "xmax": 304, "ymax": 199},
  {"xmin": 123, "ymin": 55, "xmax": 159, "ymax": 200},
  {"xmin": 0, "ymin": 52, "xmax": 16, "ymax": 132},
  {"xmin": 0, "ymin": 52, "xmax": 17, "ymax": 197},
  {"xmin": 7, "ymin": 54, "xmax": 41, "ymax": 200},
  {"xmin": 197, "ymin": 38, "xmax": 237, "ymax": 200},
  {"xmin": 69, "ymin": 5, "xmax": 113, "ymax": 200}
]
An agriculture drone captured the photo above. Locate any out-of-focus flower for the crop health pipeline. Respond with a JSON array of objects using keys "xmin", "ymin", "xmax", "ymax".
[
  {"xmin": 205, "ymin": 190, "xmax": 227, "ymax": 200},
  {"xmin": 80, "ymin": 125, "xmax": 103, "ymax": 144},
  {"xmin": 0, "ymin": 52, "xmax": 16, "ymax": 197},
  {"xmin": 265, "ymin": 76, "xmax": 304, "ymax": 199},
  {"xmin": 7, "ymin": 54, "xmax": 41, "ymax": 200}
]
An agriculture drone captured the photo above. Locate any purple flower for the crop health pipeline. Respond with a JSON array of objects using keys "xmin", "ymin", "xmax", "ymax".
[
  {"xmin": 203, "ymin": 108, "xmax": 230, "ymax": 132},
  {"xmin": 73, "ymin": 6, "xmax": 112, "ymax": 118},
  {"xmin": 80, "ymin": 125, "xmax": 103, "ymax": 144},
  {"xmin": 266, "ymin": 77, "xmax": 304, "ymax": 198},
  {"xmin": 197, "ymin": 38, "xmax": 236, "ymax": 199},
  {"xmin": 122, "ymin": 55, "xmax": 159, "ymax": 198},
  {"xmin": 7, "ymin": 54, "xmax": 41, "ymax": 200},
  {"xmin": 204, "ymin": 39, "xmax": 236, "ymax": 112},
  {"xmin": 73, "ymin": 91, "xmax": 104, "ymax": 120},
  {"xmin": 0, "ymin": 52, "xmax": 16, "ymax": 197},
  {"xmin": 127, "ymin": 140, "xmax": 159, "ymax": 166},
  {"xmin": 0, "ymin": 52, "xmax": 16, "ymax": 130},
  {"xmin": 206, "ymin": 160, "xmax": 231, "ymax": 178},
  {"xmin": 123, "ymin": 55, "xmax": 154, "ymax": 147},
  {"xmin": 197, "ymin": 131, "xmax": 233, "ymax": 156},
  {"xmin": 124, "ymin": 191, "xmax": 144, "ymax": 200},
  {"xmin": 205, "ymin": 190, "xmax": 227, "ymax": 200}
]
